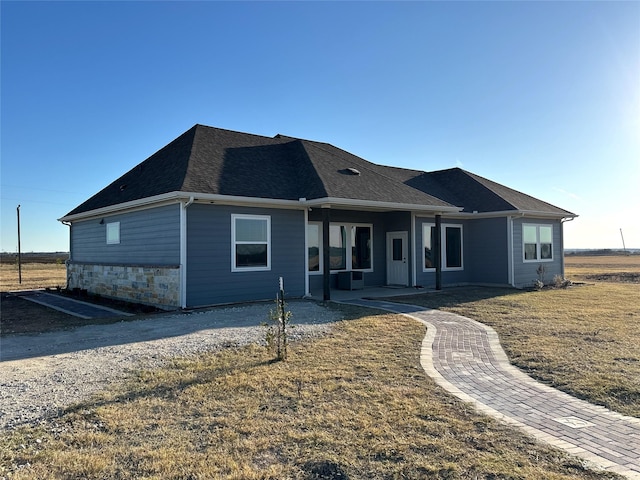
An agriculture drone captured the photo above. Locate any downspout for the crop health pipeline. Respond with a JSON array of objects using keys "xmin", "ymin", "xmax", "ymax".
[
  {"xmin": 560, "ymin": 216, "xmax": 575, "ymax": 279},
  {"xmin": 180, "ymin": 196, "xmax": 195, "ymax": 308},
  {"xmin": 435, "ymin": 214, "xmax": 442, "ymax": 290},
  {"xmin": 507, "ymin": 216, "xmax": 514, "ymax": 287},
  {"xmin": 61, "ymin": 220, "xmax": 72, "ymax": 289}
]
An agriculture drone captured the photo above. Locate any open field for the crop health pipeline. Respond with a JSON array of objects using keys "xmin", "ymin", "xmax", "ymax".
[
  {"xmin": 0, "ymin": 252, "xmax": 69, "ymax": 265},
  {"xmin": 0, "ymin": 263, "xmax": 67, "ymax": 292},
  {"xmin": 565, "ymin": 254, "xmax": 640, "ymax": 283},
  {"xmin": 0, "ymin": 306, "xmax": 618, "ymax": 479}
]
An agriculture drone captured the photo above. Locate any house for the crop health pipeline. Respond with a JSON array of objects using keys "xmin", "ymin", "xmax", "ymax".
[{"xmin": 59, "ymin": 124, "xmax": 576, "ymax": 309}]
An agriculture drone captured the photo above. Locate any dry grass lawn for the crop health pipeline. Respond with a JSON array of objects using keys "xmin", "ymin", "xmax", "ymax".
[
  {"xmin": 0, "ymin": 307, "xmax": 617, "ymax": 479},
  {"xmin": 0, "ymin": 255, "xmax": 636, "ymax": 478},
  {"xmin": 0, "ymin": 263, "xmax": 67, "ymax": 292}
]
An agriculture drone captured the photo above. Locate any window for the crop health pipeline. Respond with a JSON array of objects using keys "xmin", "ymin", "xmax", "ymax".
[
  {"xmin": 106, "ymin": 222, "xmax": 120, "ymax": 244},
  {"xmin": 392, "ymin": 238, "xmax": 403, "ymax": 261},
  {"xmin": 444, "ymin": 225, "xmax": 463, "ymax": 269},
  {"xmin": 523, "ymin": 224, "xmax": 553, "ymax": 262},
  {"xmin": 352, "ymin": 226, "xmax": 371, "ymax": 269},
  {"xmin": 422, "ymin": 222, "xmax": 463, "ymax": 271},
  {"xmin": 422, "ymin": 223, "xmax": 436, "ymax": 270},
  {"xmin": 232, "ymin": 214, "xmax": 270, "ymax": 271},
  {"xmin": 329, "ymin": 225, "xmax": 347, "ymax": 270},
  {"xmin": 307, "ymin": 222, "xmax": 322, "ymax": 273},
  {"xmin": 329, "ymin": 223, "xmax": 373, "ymax": 271}
]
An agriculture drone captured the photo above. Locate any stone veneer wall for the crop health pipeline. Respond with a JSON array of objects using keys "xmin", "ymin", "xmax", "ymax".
[{"xmin": 67, "ymin": 262, "xmax": 181, "ymax": 309}]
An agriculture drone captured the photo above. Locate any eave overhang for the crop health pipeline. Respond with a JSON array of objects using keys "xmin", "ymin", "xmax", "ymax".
[
  {"xmin": 304, "ymin": 197, "xmax": 461, "ymax": 214},
  {"xmin": 58, "ymin": 192, "xmax": 306, "ymax": 222},
  {"xmin": 59, "ymin": 192, "xmax": 462, "ymax": 223},
  {"xmin": 451, "ymin": 209, "xmax": 578, "ymax": 220}
]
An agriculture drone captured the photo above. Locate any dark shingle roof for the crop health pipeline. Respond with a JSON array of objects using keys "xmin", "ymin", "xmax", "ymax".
[
  {"xmin": 297, "ymin": 140, "xmax": 452, "ymax": 207},
  {"xmin": 64, "ymin": 125, "xmax": 574, "ymax": 218},
  {"xmin": 423, "ymin": 168, "xmax": 573, "ymax": 215}
]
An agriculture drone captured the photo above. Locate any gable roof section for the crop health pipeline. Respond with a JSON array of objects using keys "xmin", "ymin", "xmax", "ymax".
[
  {"xmin": 426, "ymin": 168, "xmax": 573, "ymax": 215},
  {"xmin": 379, "ymin": 165, "xmax": 574, "ymax": 216},
  {"xmin": 63, "ymin": 125, "xmax": 574, "ymax": 219}
]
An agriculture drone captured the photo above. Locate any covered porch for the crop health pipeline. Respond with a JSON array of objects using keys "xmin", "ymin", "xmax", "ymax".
[{"xmin": 306, "ymin": 205, "xmax": 454, "ymax": 302}]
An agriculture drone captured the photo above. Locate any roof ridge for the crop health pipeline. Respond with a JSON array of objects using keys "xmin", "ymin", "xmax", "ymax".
[
  {"xmin": 301, "ymin": 139, "xmax": 416, "ymax": 178},
  {"xmin": 195, "ymin": 124, "xmax": 287, "ymax": 143}
]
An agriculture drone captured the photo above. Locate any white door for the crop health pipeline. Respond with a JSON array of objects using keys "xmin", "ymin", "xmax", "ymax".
[{"xmin": 386, "ymin": 231, "xmax": 409, "ymax": 286}]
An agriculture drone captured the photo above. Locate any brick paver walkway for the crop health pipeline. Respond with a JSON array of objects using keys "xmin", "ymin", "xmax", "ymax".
[{"xmin": 346, "ymin": 298, "xmax": 640, "ymax": 479}]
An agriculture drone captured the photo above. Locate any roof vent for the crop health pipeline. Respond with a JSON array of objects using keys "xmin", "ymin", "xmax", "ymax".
[
  {"xmin": 119, "ymin": 184, "xmax": 127, "ymax": 192},
  {"xmin": 346, "ymin": 167, "xmax": 361, "ymax": 176}
]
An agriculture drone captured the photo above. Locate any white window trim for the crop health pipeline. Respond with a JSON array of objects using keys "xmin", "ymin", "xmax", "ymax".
[
  {"xmin": 330, "ymin": 222, "xmax": 374, "ymax": 273},
  {"xmin": 442, "ymin": 223, "xmax": 464, "ymax": 271},
  {"xmin": 106, "ymin": 222, "xmax": 120, "ymax": 245},
  {"xmin": 307, "ymin": 221, "xmax": 323, "ymax": 275},
  {"xmin": 231, "ymin": 214, "xmax": 271, "ymax": 272},
  {"xmin": 422, "ymin": 222, "xmax": 436, "ymax": 272},
  {"xmin": 523, "ymin": 223, "xmax": 554, "ymax": 263}
]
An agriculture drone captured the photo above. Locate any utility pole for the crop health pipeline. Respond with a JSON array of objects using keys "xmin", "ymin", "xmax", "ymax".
[
  {"xmin": 17, "ymin": 205, "xmax": 22, "ymax": 284},
  {"xmin": 620, "ymin": 228, "xmax": 627, "ymax": 255}
]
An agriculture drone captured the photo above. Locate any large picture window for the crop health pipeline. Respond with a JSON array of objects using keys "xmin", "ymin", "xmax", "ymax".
[
  {"xmin": 232, "ymin": 214, "xmax": 270, "ymax": 271},
  {"xmin": 422, "ymin": 222, "xmax": 463, "ymax": 271},
  {"xmin": 329, "ymin": 223, "xmax": 373, "ymax": 271},
  {"xmin": 307, "ymin": 222, "xmax": 322, "ymax": 273},
  {"xmin": 444, "ymin": 225, "xmax": 463, "ymax": 269},
  {"xmin": 352, "ymin": 226, "xmax": 371, "ymax": 270},
  {"xmin": 422, "ymin": 223, "xmax": 436, "ymax": 270},
  {"xmin": 523, "ymin": 224, "xmax": 553, "ymax": 262},
  {"xmin": 329, "ymin": 225, "xmax": 347, "ymax": 270}
]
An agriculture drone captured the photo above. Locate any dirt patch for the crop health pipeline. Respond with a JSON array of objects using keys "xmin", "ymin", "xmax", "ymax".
[
  {"xmin": 0, "ymin": 291, "xmax": 162, "ymax": 336},
  {"xmin": 1, "ymin": 293, "xmax": 75, "ymax": 335},
  {"xmin": 585, "ymin": 272, "xmax": 640, "ymax": 283}
]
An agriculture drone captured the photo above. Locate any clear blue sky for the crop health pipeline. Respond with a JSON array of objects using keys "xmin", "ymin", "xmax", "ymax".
[{"xmin": 2, "ymin": 1, "xmax": 638, "ymax": 252}]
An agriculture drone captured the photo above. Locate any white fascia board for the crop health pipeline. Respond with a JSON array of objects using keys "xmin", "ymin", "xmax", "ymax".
[
  {"xmin": 305, "ymin": 197, "xmax": 461, "ymax": 213},
  {"xmin": 58, "ymin": 192, "xmax": 184, "ymax": 222},
  {"xmin": 186, "ymin": 192, "xmax": 307, "ymax": 210},
  {"xmin": 59, "ymin": 192, "xmax": 309, "ymax": 223},
  {"xmin": 452, "ymin": 209, "xmax": 577, "ymax": 220}
]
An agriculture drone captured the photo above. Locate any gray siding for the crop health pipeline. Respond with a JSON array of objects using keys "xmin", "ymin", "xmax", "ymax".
[
  {"xmin": 186, "ymin": 204, "xmax": 305, "ymax": 307},
  {"xmin": 70, "ymin": 204, "xmax": 180, "ymax": 265},
  {"xmin": 466, "ymin": 217, "xmax": 509, "ymax": 284},
  {"xmin": 414, "ymin": 216, "xmax": 509, "ymax": 287},
  {"xmin": 512, "ymin": 218, "xmax": 563, "ymax": 288}
]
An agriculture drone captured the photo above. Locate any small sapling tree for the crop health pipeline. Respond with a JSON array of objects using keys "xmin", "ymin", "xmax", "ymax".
[
  {"xmin": 534, "ymin": 264, "xmax": 547, "ymax": 290},
  {"xmin": 264, "ymin": 277, "xmax": 292, "ymax": 361}
]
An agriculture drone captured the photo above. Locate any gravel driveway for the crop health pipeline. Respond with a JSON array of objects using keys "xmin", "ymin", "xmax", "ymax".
[{"xmin": 0, "ymin": 301, "xmax": 342, "ymax": 431}]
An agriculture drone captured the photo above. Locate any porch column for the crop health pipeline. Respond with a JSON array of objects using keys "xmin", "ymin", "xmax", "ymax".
[
  {"xmin": 435, "ymin": 214, "xmax": 442, "ymax": 290},
  {"xmin": 322, "ymin": 207, "xmax": 331, "ymax": 301}
]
